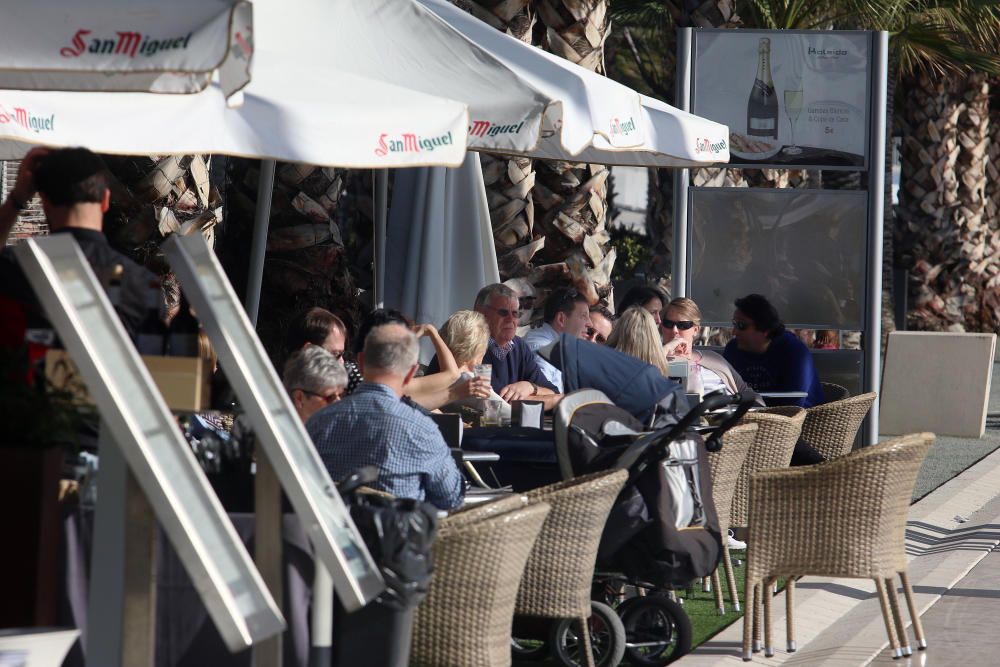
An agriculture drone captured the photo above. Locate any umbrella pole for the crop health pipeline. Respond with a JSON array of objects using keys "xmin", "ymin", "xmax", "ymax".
[
  {"xmin": 246, "ymin": 159, "xmax": 277, "ymax": 326},
  {"xmin": 373, "ymin": 169, "xmax": 389, "ymax": 309}
]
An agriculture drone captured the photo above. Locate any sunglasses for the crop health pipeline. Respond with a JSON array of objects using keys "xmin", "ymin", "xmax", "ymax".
[
  {"xmin": 585, "ymin": 327, "xmax": 607, "ymax": 344},
  {"xmin": 661, "ymin": 319, "xmax": 696, "ymax": 331},
  {"xmin": 486, "ymin": 305, "xmax": 521, "ymax": 319},
  {"xmin": 731, "ymin": 320, "xmax": 752, "ymax": 331},
  {"xmin": 301, "ymin": 389, "xmax": 341, "ymax": 404}
]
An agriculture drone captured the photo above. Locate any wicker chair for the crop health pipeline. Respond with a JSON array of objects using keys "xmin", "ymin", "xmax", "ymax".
[
  {"xmin": 443, "ymin": 493, "xmax": 527, "ymax": 529},
  {"xmin": 801, "ymin": 392, "xmax": 877, "ymax": 460},
  {"xmin": 820, "ymin": 382, "xmax": 850, "ymax": 403},
  {"xmin": 516, "ymin": 470, "xmax": 628, "ymax": 667},
  {"xmin": 410, "ymin": 502, "xmax": 551, "ymax": 667},
  {"xmin": 704, "ymin": 423, "xmax": 758, "ymax": 615},
  {"xmin": 741, "ymin": 432, "xmax": 935, "ymax": 661},
  {"xmin": 731, "ymin": 407, "xmax": 806, "ymax": 529}
]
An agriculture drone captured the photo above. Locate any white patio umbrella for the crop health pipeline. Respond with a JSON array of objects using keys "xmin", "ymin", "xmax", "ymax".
[
  {"xmin": 0, "ymin": 0, "xmax": 254, "ymax": 104},
  {"xmin": 413, "ymin": 0, "xmax": 730, "ymax": 165}
]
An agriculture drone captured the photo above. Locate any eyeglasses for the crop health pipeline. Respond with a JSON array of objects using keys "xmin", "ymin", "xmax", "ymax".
[
  {"xmin": 661, "ymin": 319, "xmax": 696, "ymax": 331},
  {"xmin": 732, "ymin": 320, "xmax": 752, "ymax": 331},
  {"xmin": 585, "ymin": 327, "xmax": 607, "ymax": 344},
  {"xmin": 325, "ymin": 349, "xmax": 345, "ymax": 361},
  {"xmin": 486, "ymin": 305, "xmax": 521, "ymax": 319},
  {"xmin": 299, "ymin": 389, "xmax": 341, "ymax": 404}
]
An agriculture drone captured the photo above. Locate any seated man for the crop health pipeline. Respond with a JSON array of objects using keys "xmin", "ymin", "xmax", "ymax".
[
  {"xmin": 307, "ymin": 323, "xmax": 464, "ymax": 510},
  {"xmin": 585, "ymin": 304, "xmax": 614, "ymax": 344},
  {"xmin": 282, "ymin": 345, "xmax": 348, "ymax": 422},
  {"xmin": 523, "ymin": 287, "xmax": 592, "ymax": 393},
  {"xmin": 471, "ymin": 283, "xmax": 558, "ymax": 402},
  {"xmin": 722, "ymin": 293, "xmax": 824, "ymax": 409}
]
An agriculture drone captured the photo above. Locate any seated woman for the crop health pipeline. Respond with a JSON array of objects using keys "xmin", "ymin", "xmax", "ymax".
[
  {"xmin": 353, "ymin": 308, "xmax": 487, "ymax": 411},
  {"xmin": 617, "ymin": 284, "xmax": 668, "ymax": 327},
  {"xmin": 606, "ymin": 306, "xmax": 671, "ymax": 376},
  {"xmin": 660, "ymin": 297, "xmax": 763, "ymax": 405},
  {"xmin": 437, "ymin": 310, "xmax": 511, "ymax": 420}
]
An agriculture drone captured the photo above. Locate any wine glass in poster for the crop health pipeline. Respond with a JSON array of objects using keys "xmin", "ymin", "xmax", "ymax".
[{"xmin": 693, "ymin": 30, "xmax": 870, "ymax": 168}]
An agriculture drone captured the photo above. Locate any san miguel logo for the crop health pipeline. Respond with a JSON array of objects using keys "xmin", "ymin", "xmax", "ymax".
[
  {"xmin": 610, "ymin": 116, "xmax": 637, "ymax": 137},
  {"xmin": 468, "ymin": 119, "xmax": 526, "ymax": 138},
  {"xmin": 0, "ymin": 104, "xmax": 55, "ymax": 134},
  {"xmin": 694, "ymin": 137, "xmax": 727, "ymax": 154},
  {"xmin": 60, "ymin": 29, "xmax": 193, "ymax": 59},
  {"xmin": 375, "ymin": 131, "xmax": 454, "ymax": 156}
]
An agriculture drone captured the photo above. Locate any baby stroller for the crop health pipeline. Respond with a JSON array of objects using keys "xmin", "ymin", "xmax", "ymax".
[{"xmin": 523, "ymin": 336, "xmax": 755, "ymax": 666}]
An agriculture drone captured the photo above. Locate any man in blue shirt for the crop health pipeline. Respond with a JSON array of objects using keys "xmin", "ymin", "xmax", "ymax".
[
  {"xmin": 473, "ymin": 283, "xmax": 559, "ymax": 404},
  {"xmin": 307, "ymin": 322, "xmax": 464, "ymax": 509},
  {"xmin": 523, "ymin": 287, "xmax": 592, "ymax": 393},
  {"xmin": 723, "ymin": 293, "xmax": 825, "ymax": 409}
]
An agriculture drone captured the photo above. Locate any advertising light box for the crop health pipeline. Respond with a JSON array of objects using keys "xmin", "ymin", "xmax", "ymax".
[{"xmin": 692, "ymin": 30, "xmax": 871, "ymax": 169}]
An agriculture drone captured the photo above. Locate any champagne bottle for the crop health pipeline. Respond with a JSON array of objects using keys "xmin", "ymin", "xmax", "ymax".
[{"xmin": 746, "ymin": 37, "xmax": 778, "ymax": 140}]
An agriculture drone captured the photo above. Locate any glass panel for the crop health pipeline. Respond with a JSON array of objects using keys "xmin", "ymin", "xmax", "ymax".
[{"xmin": 689, "ymin": 188, "xmax": 867, "ymax": 329}]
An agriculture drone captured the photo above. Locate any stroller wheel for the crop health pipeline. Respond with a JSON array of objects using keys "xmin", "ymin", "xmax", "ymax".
[
  {"xmin": 621, "ymin": 596, "xmax": 692, "ymax": 666},
  {"xmin": 549, "ymin": 601, "xmax": 626, "ymax": 667}
]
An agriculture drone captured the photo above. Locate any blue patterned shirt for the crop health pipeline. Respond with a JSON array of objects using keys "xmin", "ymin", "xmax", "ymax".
[{"xmin": 306, "ymin": 382, "xmax": 465, "ymax": 509}]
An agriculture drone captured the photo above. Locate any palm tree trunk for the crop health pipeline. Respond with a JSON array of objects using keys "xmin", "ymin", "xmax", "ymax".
[{"xmin": 895, "ymin": 71, "xmax": 989, "ymax": 331}]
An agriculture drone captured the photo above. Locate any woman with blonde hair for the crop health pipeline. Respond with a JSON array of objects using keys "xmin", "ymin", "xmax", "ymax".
[
  {"xmin": 661, "ymin": 297, "xmax": 762, "ymax": 404},
  {"xmin": 438, "ymin": 310, "xmax": 510, "ymax": 418},
  {"xmin": 607, "ymin": 307, "xmax": 671, "ymax": 377}
]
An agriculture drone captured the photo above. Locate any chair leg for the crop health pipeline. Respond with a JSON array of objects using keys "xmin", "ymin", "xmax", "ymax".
[
  {"xmin": 763, "ymin": 577, "xmax": 775, "ymax": 657},
  {"xmin": 712, "ymin": 568, "xmax": 725, "ymax": 615},
  {"xmin": 723, "ymin": 545, "xmax": 741, "ymax": 612},
  {"xmin": 753, "ymin": 582, "xmax": 763, "ymax": 653},
  {"xmin": 578, "ymin": 615, "xmax": 596, "ymax": 667},
  {"xmin": 742, "ymin": 578, "xmax": 756, "ymax": 661},
  {"xmin": 885, "ymin": 577, "xmax": 912, "ymax": 656},
  {"xmin": 786, "ymin": 578, "xmax": 796, "ymax": 652},
  {"xmin": 899, "ymin": 571, "xmax": 926, "ymax": 650},
  {"xmin": 703, "ymin": 575, "xmax": 712, "ymax": 593},
  {"xmin": 875, "ymin": 578, "xmax": 902, "ymax": 659}
]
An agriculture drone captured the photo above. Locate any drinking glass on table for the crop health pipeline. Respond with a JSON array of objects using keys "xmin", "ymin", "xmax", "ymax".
[{"xmin": 482, "ymin": 398, "xmax": 503, "ymax": 426}]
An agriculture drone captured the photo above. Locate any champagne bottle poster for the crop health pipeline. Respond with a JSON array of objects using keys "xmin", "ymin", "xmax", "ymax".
[{"xmin": 692, "ymin": 30, "xmax": 870, "ymax": 168}]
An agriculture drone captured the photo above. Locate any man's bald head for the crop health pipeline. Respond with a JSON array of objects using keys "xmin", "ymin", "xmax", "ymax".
[{"xmin": 362, "ymin": 323, "xmax": 419, "ymax": 378}]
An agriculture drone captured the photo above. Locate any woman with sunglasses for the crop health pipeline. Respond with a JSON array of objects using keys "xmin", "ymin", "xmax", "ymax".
[{"xmin": 660, "ymin": 297, "xmax": 763, "ymax": 405}]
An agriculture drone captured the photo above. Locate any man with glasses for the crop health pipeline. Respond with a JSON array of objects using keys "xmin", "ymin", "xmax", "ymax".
[
  {"xmin": 307, "ymin": 323, "xmax": 464, "ymax": 509},
  {"xmin": 524, "ymin": 287, "xmax": 592, "ymax": 392},
  {"xmin": 585, "ymin": 305, "xmax": 614, "ymax": 344},
  {"xmin": 283, "ymin": 345, "xmax": 348, "ymax": 423},
  {"xmin": 473, "ymin": 283, "xmax": 558, "ymax": 403},
  {"xmin": 723, "ymin": 293, "xmax": 824, "ymax": 409}
]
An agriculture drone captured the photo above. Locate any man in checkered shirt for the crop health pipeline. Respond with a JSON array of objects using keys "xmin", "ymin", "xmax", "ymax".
[{"xmin": 307, "ymin": 322, "xmax": 465, "ymax": 510}]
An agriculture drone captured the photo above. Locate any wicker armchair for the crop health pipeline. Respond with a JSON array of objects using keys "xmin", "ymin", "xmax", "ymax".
[
  {"xmin": 741, "ymin": 432, "xmax": 935, "ymax": 661},
  {"xmin": 820, "ymin": 382, "xmax": 850, "ymax": 403},
  {"xmin": 410, "ymin": 502, "xmax": 550, "ymax": 667},
  {"xmin": 443, "ymin": 493, "xmax": 527, "ymax": 530},
  {"xmin": 516, "ymin": 470, "xmax": 628, "ymax": 667},
  {"xmin": 704, "ymin": 423, "xmax": 757, "ymax": 614},
  {"xmin": 731, "ymin": 407, "xmax": 806, "ymax": 529},
  {"xmin": 801, "ymin": 392, "xmax": 877, "ymax": 460}
]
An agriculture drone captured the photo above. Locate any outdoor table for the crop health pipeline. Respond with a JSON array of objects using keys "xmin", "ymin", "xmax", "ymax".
[
  {"xmin": 461, "ymin": 426, "xmax": 561, "ymax": 491},
  {"xmin": 758, "ymin": 391, "xmax": 809, "ymax": 399}
]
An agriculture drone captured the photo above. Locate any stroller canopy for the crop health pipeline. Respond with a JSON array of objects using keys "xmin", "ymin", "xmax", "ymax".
[{"xmin": 552, "ymin": 334, "xmax": 683, "ymax": 424}]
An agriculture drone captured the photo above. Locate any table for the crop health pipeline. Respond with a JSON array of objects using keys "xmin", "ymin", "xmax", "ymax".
[{"xmin": 461, "ymin": 426, "xmax": 561, "ymax": 491}]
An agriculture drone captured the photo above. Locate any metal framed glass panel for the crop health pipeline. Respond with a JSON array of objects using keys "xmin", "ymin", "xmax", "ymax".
[
  {"xmin": 14, "ymin": 236, "xmax": 285, "ymax": 652},
  {"xmin": 688, "ymin": 187, "xmax": 868, "ymax": 329},
  {"xmin": 162, "ymin": 234, "xmax": 384, "ymax": 611}
]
